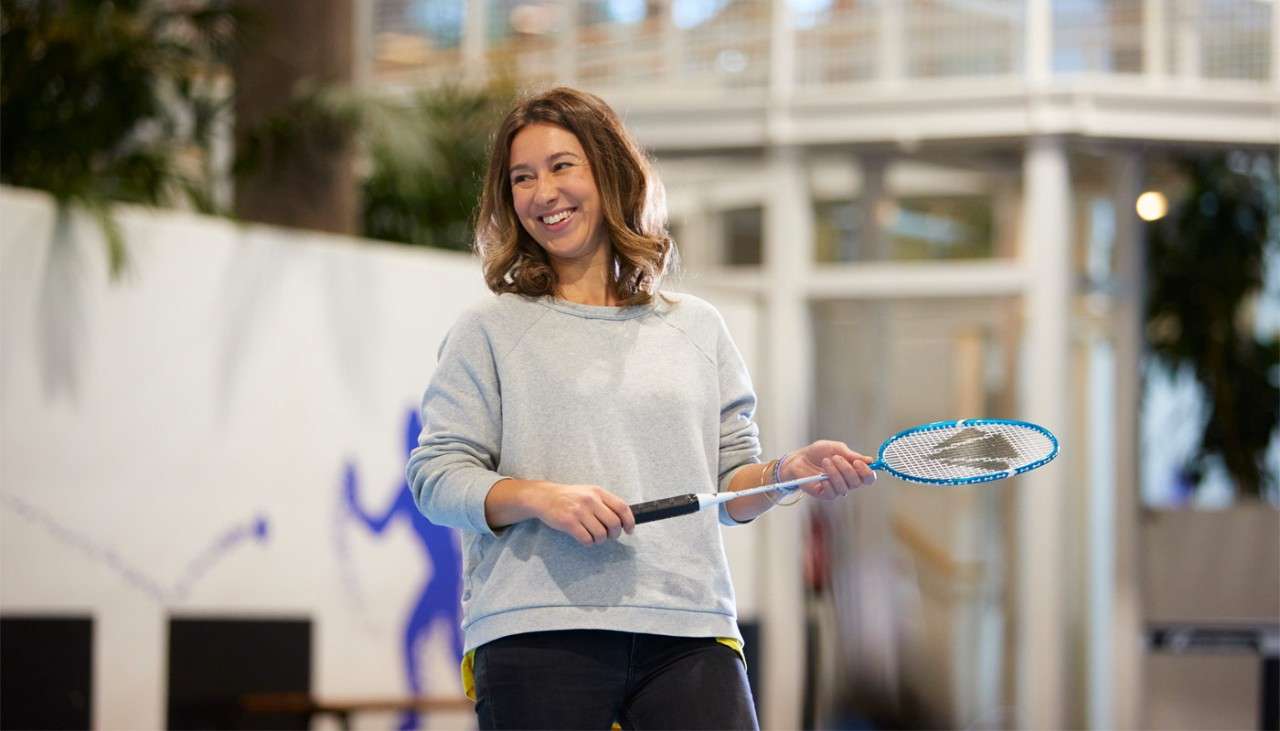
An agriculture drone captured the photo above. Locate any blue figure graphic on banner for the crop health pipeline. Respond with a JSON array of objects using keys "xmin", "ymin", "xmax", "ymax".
[{"xmin": 343, "ymin": 409, "xmax": 463, "ymax": 731}]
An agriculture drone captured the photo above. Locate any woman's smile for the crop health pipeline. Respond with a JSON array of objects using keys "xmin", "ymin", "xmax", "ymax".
[{"xmin": 539, "ymin": 207, "xmax": 577, "ymax": 230}]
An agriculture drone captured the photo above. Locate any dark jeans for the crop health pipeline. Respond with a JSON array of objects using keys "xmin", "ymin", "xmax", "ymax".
[{"xmin": 473, "ymin": 629, "xmax": 759, "ymax": 730}]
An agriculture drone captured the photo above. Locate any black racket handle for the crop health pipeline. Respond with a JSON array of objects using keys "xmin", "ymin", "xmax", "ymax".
[{"xmin": 630, "ymin": 494, "xmax": 700, "ymax": 524}]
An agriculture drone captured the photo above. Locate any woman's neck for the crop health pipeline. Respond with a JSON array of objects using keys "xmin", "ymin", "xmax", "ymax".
[{"xmin": 552, "ymin": 249, "xmax": 617, "ymax": 306}]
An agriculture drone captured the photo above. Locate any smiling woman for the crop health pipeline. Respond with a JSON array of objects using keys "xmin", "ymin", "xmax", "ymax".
[{"xmin": 405, "ymin": 86, "xmax": 877, "ymax": 731}]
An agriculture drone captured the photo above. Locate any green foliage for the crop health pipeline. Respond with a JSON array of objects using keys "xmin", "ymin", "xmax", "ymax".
[
  {"xmin": 359, "ymin": 82, "xmax": 515, "ymax": 251},
  {"xmin": 232, "ymin": 79, "xmax": 514, "ymax": 251},
  {"xmin": 3, "ymin": 0, "xmax": 510, "ymax": 259},
  {"xmin": 1146, "ymin": 152, "xmax": 1280, "ymax": 499},
  {"xmin": 233, "ymin": 80, "xmax": 361, "ymax": 192},
  {"xmin": 1, "ymin": 0, "xmax": 238, "ymax": 274}
]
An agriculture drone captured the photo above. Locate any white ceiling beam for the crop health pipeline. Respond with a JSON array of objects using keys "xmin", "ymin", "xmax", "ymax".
[
  {"xmin": 622, "ymin": 81, "xmax": 1280, "ymax": 151},
  {"xmin": 692, "ymin": 260, "xmax": 1027, "ymax": 299}
]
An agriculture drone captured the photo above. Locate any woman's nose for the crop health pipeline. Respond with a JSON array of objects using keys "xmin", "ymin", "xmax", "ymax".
[{"xmin": 534, "ymin": 175, "xmax": 558, "ymax": 205}]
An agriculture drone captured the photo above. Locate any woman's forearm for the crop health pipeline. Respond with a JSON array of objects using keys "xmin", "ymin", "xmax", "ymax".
[
  {"xmin": 483, "ymin": 477, "xmax": 545, "ymax": 530},
  {"xmin": 724, "ymin": 460, "xmax": 783, "ymax": 523}
]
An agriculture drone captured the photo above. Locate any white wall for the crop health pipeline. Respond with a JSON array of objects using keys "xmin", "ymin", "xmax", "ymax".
[
  {"xmin": 0, "ymin": 187, "xmax": 485, "ymax": 728},
  {"xmin": 0, "ymin": 188, "xmax": 762, "ymax": 730}
]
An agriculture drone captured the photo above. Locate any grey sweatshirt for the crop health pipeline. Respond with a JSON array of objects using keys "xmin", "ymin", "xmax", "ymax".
[{"xmin": 406, "ymin": 291, "xmax": 762, "ymax": 652}]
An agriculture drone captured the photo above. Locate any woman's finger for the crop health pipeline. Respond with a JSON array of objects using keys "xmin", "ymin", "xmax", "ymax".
[
  {"xmin": 571, "ymin": 525, "xmax": 595, "ymax": 546},
  {"xmin": 600, "ymin": 492, "xmax": 636, "ymax": 535},
  {"xmin": 852, "ymin": 459, "xmax": 876, "ymax": 486},
  {"xmin": 801, "ymin": 478, "xmax": 828, "ymax": 499},
  {"xmin": 582, "ymin": 514, "xmax": 609, "ymax": 545},
  {"xmin": 823, "ymin": 458, "xmax": 850, "ymax": 497},
  {"xmin": 836, "ymin": 455, "xmax": 865, "ymax": 492},
  {"xmin": 595, "ymin": 504, "xmax": 623, "ymax": 540}
]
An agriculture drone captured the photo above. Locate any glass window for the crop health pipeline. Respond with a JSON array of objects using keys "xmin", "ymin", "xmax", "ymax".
[
  {"xmin": 409, "ymin": 0, "xmax": 465, "ymax": 48},
  {"xmin": 723, "ymin": 207, "xmax": 763, "ymax": 266},
  {"xmin": 888, "ymin": 196, "xmax": 995, "ymax": 260},
  {"xmin": 815, "ymin": 195, "xmax": 995, "ymax": 262},
  {"xmin": 814, "ymin": 200, "xmax": 862, "ymax": 263}
]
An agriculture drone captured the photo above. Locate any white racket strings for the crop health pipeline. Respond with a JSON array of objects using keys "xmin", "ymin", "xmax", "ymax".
[{"xmin": 881, "ymin": 423, "xmax": 1056, "ymax": 481}]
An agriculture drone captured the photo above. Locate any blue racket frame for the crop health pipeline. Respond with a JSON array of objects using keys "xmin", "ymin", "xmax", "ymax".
[{"xmin": 869, "ymin": 418, "xmax": 1060, "ymax": 486}]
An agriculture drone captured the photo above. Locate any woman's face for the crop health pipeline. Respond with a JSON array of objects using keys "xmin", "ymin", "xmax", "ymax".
[{"xmin": 508, "ymin": 123, "xmax": 609, "ymax": 269}]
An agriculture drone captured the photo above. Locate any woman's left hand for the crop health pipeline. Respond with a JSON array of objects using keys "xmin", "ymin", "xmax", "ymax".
[{"xmin": 782, "ymin": 440, "xmax": 876, "ymax": 500}]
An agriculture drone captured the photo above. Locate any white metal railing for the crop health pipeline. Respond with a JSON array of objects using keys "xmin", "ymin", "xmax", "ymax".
[
  {"xmin": 366, "ymin": 0, "xmax": 1274, "ymax": 91},
  {"xmin": 1053, "ymin": 0, "xmax": 1145, "ymax": 74},
  {"xmin": 1199, "ymin": 0, "xmax": 1272, "ymax": 80},
  {"xmin": 678, "ymin": 0, "xmax": 771, "ymax": 89},
  {"xmin": 795, "ymin": 2, "xmax": 878, "ymax": 85},
  {"xmin": 905, "ymin": 0, "xmax": 1025, "ymax": 79}
]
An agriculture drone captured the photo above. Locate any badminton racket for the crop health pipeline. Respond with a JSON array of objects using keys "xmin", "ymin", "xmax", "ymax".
[{"xmin": 630, "ymin": 418, "xmax": 1059, "ymax": 524}]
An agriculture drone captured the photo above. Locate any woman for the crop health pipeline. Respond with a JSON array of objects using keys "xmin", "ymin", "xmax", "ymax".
[{"xmin": 406, "ymin": 87, "xmax": 875, "ymax": 730}]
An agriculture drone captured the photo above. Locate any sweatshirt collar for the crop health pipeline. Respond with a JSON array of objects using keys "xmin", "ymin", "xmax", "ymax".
[{"xmin": 537, "ymin": 296, "xmax": 654, "ymax": 321}]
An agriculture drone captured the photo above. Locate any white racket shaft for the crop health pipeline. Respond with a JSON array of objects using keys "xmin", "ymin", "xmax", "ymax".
[{"xmin": 695, "ymin": 473, "xmax": 829, "ymax": 509}]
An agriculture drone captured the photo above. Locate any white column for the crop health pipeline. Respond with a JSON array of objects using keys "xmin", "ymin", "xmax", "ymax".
[
  {"xmin": 877, "ymin": 0, "xmax": 905, "ymax": 86},
  {"xmin": 1026, "ymin": 0, "xmax": 1053, "ymax": 86},
  {"xmin": 1085, "ymin": 322, "xmax": 1116, "ymax": 731},
  {"xmin": 760, "ymin": 144, "xmax": 815, "ymax": 730},
  {"xmin": 952, "ymin": 330, "xmax": 1001, "ymax": 728},
  {"xmin": 1143, "ymin": 0, "xmax": 1167, "ymax": 83},
  {"xmin": 662, "ymin": 0, "xmax": 684, "ymax": 84},
  {"xmin": 1273, "ymin": 0, "xmax": 1280, "ymax": 91},
  {"xmin": 1174, "ymin": 0, "xmax": 1201, "ymax": 83},
  {"xmin": 767, "ymin": 0, "xmax": 796, "ymax": 142},
  {"xmin": 857, "ymin": 155, "xmax": 889, "ymax": 261},
  {"xmin": 463, "ymin": 0, "xmax": 489, "ymax": 84},
  {"xmin": 1108, "ymin": 151, "xmax": 1146, "ymax": 731},
  {"xmin": 1015, "ymin": 135, "xmax": 1071, "ymax": 730},
  {"xmin": 352, "ymin": 0, "xmax": 374, "ymax": 88},
  {"xmin": 557, "ymin": 0, "xmax": 580, "ymax": 84}
]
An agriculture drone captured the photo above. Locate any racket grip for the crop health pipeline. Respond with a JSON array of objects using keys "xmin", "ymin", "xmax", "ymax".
[{"xmin": 630, "ymin": 494, "xmax": 700, "ymax": 524}]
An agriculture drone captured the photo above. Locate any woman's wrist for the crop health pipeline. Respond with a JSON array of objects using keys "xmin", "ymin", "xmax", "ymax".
[
  {"xmin": 763, "ymin": 455, "xmax": 788, "ymax": 505},
  {"xmin": 773, "ymin": 453, "xmax": 790, "ymax": 484},
  {"xmin": 485, "ymin": 478, "xmax": 551, "ymax": 529}
]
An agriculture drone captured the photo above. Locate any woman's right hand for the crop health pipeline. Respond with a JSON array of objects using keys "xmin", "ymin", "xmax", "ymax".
[{"xmin": 530, "ymin": 483, "xmax": 636, "ymax": 546}]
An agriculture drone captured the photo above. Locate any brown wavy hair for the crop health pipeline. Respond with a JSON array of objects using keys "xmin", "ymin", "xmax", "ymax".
[{"xmin": 473, "ymin": 87, "xmax": 675, "ymax": 305}]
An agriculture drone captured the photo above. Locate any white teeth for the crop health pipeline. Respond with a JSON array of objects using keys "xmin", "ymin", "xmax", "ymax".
[{"xmin": 542, "ymin": 209, "xmax": 573, "ymax": 225}]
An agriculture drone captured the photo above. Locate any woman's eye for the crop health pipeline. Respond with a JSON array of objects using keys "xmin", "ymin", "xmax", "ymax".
[
  {"xmin": 553, "ymin": 162, "xmax": 573, "ymax": 171},
  {"xmin": 511, "ymin": 175, "xmax": 532, "ymax": 186}
]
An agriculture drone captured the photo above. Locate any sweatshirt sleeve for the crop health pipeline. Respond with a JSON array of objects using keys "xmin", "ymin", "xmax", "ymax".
[
  {"xmin": 714, "ymin": 309, "xmax": 762, "ymax": 526},
  {"xmin": 405, "ymin": 310, "xmax": 506, "ymax": 537}
]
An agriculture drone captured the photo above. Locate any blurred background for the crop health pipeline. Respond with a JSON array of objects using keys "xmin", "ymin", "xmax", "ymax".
[{"xmin": 1, "ymin": 0, "xmax": 1277, "ymax": 729}]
